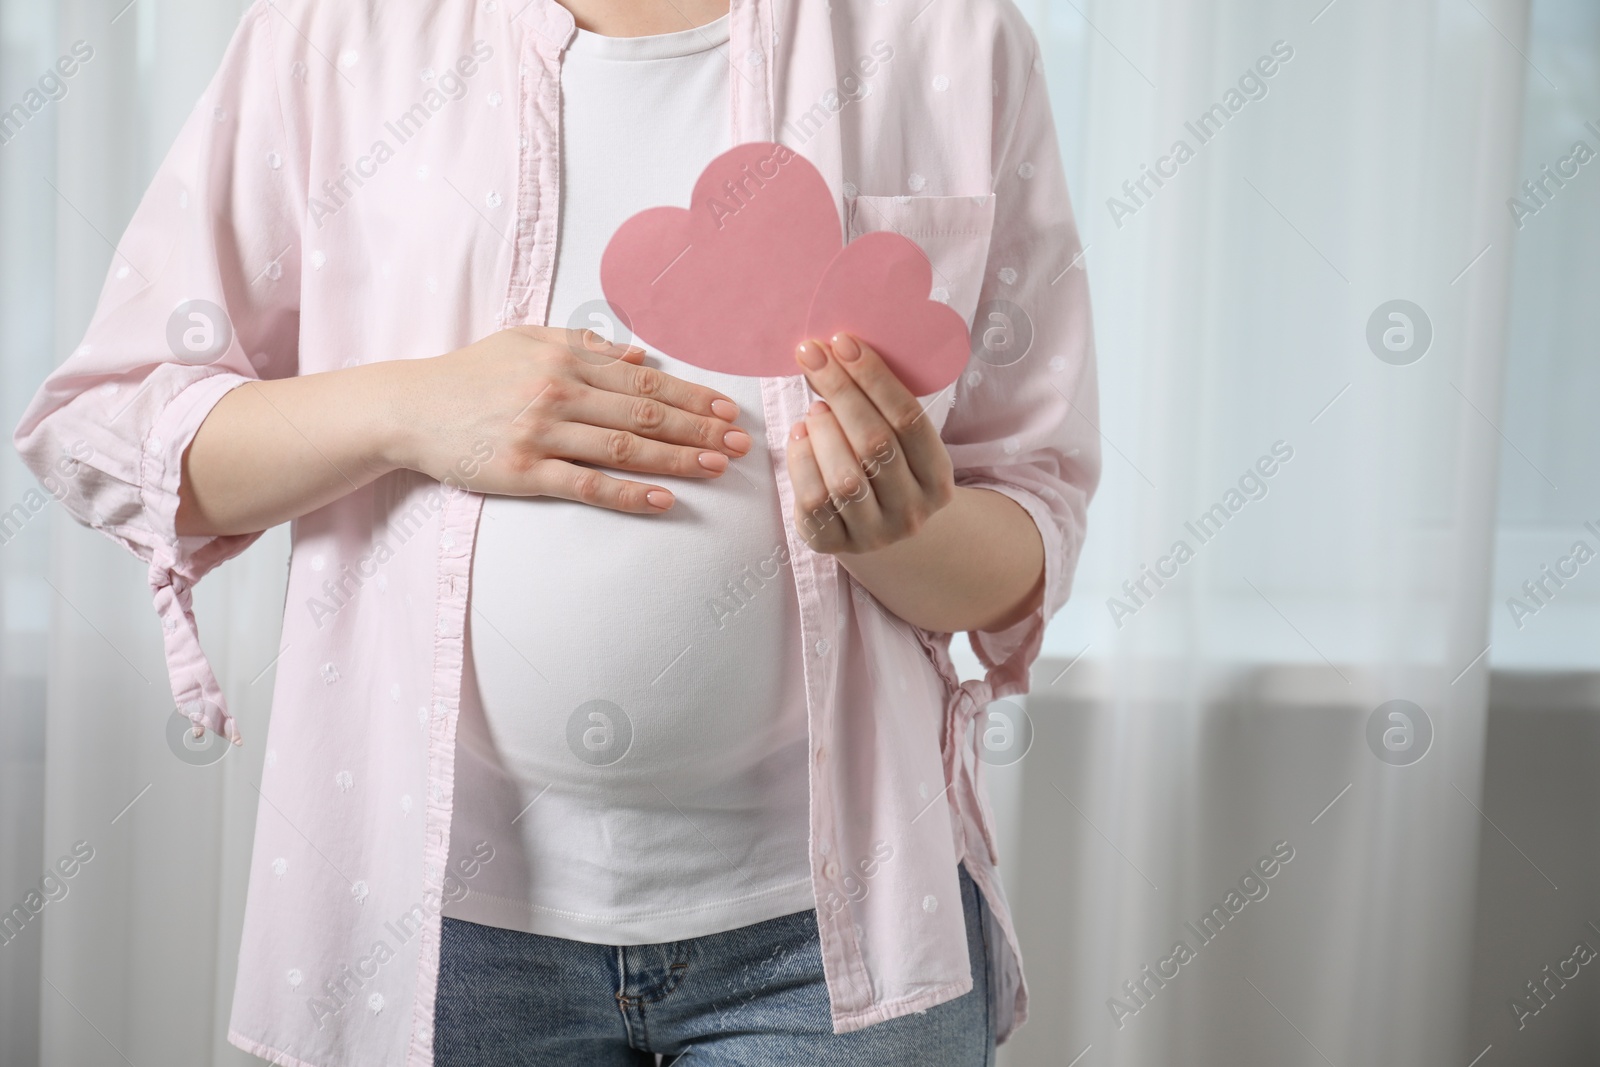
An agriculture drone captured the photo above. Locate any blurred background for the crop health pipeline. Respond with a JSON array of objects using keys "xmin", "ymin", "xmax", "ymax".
[{"xmin": 2, "ymin": 0, "xmax": 1597, "ymax": 1065}]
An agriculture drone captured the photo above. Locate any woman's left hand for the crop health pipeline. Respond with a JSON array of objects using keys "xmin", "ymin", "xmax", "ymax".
[{"xmin": 786, "ymin": 333, "xmax": 956, "ymax": 554}]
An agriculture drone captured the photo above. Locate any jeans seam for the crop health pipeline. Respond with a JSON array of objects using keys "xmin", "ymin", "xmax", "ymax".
[{"xmin": 614, "ymin": 945, "xmax": 647, "ymax": 1051}]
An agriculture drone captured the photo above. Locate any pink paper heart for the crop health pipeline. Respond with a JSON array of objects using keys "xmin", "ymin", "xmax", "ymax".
[
  {"xmin": 600, "ymin": 142, "xmax": 842, "ymax": 377},
  {"xmin": 601, "ymin": 141, "xmax": 971, "ymax": 394},
  {"xmin": 807, "ymin": 232, "xmax": 971, "ymax": 396}
]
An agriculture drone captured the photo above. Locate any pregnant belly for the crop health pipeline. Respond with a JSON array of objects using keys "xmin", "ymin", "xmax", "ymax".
[{"xmin": 467, "ymin": 467, "xmax": 805, "ymax": 800}]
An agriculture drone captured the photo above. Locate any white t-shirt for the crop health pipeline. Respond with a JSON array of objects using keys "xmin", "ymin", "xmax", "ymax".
[{"xmin": 442, "ymin": 14, "xmax": 816, "ymax": 945}]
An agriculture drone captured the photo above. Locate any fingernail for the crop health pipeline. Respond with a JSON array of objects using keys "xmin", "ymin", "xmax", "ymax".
[
  {"xmin": 646, "ymin": 490, "xmax": 674, "ymax": 509},
  {"xmin": 832, "ymin": 333, "xmax": 861, "ymax": 361},
  {"xmin": 711, "ymin": 398, "xmax": 739, "ymax": 421},
  {"xmin": 796, "ymin": 341, "xmax": 827, "ymax": 371},
  {"xmin": 809, "ymin": 400, "xmax": 831, "ymax": 416},
  {"xmin": 791, "ymin": 422, "xmax": 809, "ymax": 441},
  {"xmin": 698, "ymin": 451, "xmax": 729, "ymax": 472},
  {"xmin": 724, "ymin": 429, "xmax": 752, "ymax": 453}
]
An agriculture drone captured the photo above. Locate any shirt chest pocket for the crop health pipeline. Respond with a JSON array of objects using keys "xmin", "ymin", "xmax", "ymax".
[
  {"xmin": 844, "ymin": 193, "xmax": 997, "ymax": 329},
  {"xmin": 843, "ymin": 193, "xmax": 996, "ymax": 425}
]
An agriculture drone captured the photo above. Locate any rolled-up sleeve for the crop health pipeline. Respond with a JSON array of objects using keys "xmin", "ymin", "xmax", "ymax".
[
  {"xmin": 12, "ymin": 1, "xmax": 303, "ymax": 731},
  {"xmin": 941, "ymin": 38, "xmax": 1101, "ymax": 696}
]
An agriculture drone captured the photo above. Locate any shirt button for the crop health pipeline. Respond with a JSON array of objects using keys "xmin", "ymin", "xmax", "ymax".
[{"xmin": 815, "ymin": 639, "xmax": 830, "ymax": 655}]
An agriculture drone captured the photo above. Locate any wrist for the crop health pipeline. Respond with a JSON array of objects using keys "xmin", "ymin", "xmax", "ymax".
[{"xmin": 368, "ymin": 357, "xmax": 429, "ymax": 475}]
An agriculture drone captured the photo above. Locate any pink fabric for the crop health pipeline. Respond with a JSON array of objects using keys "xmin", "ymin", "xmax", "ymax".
[{"xmin": 12, "ymin": 1, "xmax": 1099, "ymax": 1064}]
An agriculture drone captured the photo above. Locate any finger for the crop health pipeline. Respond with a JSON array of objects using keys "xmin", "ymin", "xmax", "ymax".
[
  {"xmin": 550, "ymin": 422, "xmax": 733, "ymax": 480},
  {"xmin": 825, "ymin": 333, "xmax": 953, "ymax": 493},
  {"xmin": 786, "ymin": 421, "xmax": 847, "ymax": 551},
  {"xmin": 528, "ymin": 457, "xmax": 676, "ymax": 513},
  {"xmin": 578, "ymin": 354, "xmax": 741, "ymax": 425},
  {"xmin": 794, "ymin": 339, "xmax": 920, "ymax": 513},
  {"xmin": 803, "ymin": 400, "xmax": 883, "ymax": 541},
  {"xmin": 559, "ymin": 387, "xmax": 752, "ymax": 456}
]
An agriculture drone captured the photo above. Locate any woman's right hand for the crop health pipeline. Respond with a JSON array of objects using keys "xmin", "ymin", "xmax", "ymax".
[
  {"xmin": 388, "ymin": 326, "xmax": 752, "ymax": 513},
  {"xmin": 177, "ymin": 326, "xmax": 753, "ymax": 538}
]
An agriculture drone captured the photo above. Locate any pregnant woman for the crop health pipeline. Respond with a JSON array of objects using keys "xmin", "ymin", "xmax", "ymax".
[{"xmin": 14, "ymin": 0, "xmax": 1097, "ymax": 1064}]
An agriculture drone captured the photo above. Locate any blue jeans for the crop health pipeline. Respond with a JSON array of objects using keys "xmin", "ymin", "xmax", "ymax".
[{"xmin": 435, "ymin": 864, "xmax": 994, "ymax": 1066}]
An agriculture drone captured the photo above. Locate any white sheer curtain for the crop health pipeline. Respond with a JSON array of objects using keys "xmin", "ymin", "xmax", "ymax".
[
  {"xmin": 3, "ymin": 3, "xmax": 274, "ymax": 1066},
  {"xmin": 992, "ymin": 0, "xmax": 1539, "ymax": 1065}
]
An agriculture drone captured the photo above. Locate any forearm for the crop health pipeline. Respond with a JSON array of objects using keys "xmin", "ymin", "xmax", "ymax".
[
  {"xmin": 175, "ymin": 362, "xmax": 409, "ymax": 537},
  {"xmin": 174, "ymin": 327, "xmax": 752, "ymax": 537},
  {"xmin": 835, "ymin": 486, "xmax": 1044, "ymax": 634}
]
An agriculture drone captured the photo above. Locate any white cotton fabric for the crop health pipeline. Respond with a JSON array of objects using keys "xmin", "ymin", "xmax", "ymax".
[{"xmin": 443, "ymin": 14, "xmax": 817, "ymax": 945}]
